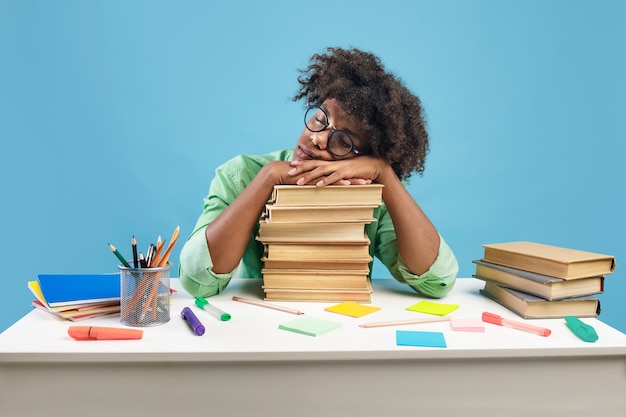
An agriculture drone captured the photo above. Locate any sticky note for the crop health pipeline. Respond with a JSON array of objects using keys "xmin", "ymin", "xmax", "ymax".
[
  {"xmin": 450, "ymin": 318, "xmax": 485, "ymax": 332},
  {"xmin": 406, "ymin": 301, "xmax": 459, "ymax": 316},
  {"xmin": 396, "ymin": 330, "xmax": 447, "ymax": 348},
  {"xmin": 325, "ymin": 302, "xmax": 381, "ymax": 318},
  {"xmin": 279, "ymin": 316, "xmax": 341, "ymax": 337}
]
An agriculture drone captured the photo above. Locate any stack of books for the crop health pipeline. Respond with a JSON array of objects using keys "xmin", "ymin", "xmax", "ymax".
[
  {"xmin": 28, "ymin": 273, "xmax": 121, "ymax": 321},
  {"xmin": 257, "ymin": 184, "xmax": 384, "ymax": 303},
  {"xmin": 473, "ymin": 241, "xmax": 616, "ymax": 319}
]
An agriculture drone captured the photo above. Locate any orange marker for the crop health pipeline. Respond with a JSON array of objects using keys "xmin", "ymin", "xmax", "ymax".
[{"xmin": 68, "ymin": 326, "xmax": 143, "ymax": 340}]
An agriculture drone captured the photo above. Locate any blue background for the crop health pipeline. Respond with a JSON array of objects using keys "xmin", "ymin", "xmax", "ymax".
[{"xmin": 1, "ymin": 0, "xmax": 624, "ymax": 333}]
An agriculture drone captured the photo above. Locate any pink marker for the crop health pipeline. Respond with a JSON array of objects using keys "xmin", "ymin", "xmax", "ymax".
[{"xmin": 482, "ymin": 311, "xmax": 551, "ymax": 337}]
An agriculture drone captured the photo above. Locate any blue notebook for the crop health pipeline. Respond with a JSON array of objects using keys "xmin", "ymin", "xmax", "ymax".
[{"xmin": 37, "ymin": 273, "xmax": 121, "ymax": 306}]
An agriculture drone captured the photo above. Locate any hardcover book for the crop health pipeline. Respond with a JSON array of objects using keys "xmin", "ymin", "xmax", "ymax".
[
  {"xmin": 263, "ymin": 204, "xmax": 377, "ymax": 223},
  {"xmin": 472, "ymin": 260, "xmax": 604, "ymax": 301},
  {"xmin": 257, "ymin": 219, "xmax": 373, "ymax": 243},
  {"xmin": 263, "ymin": 280, "xmax": 373, "ymax": 303},
  {"xmin": 481, "ymin": 241, "xmax": 616, "ymax": 280},
  {"xmin": 480, "ymin": 281, "xmax": 600, "ymax": 319},
  {"xmin": 262, "ymin": 269, "xmax": 370, "ymax": 290},
  {"xmin": 263, "ymin": 239, "xmax": 371, "ymax": 260},
  {"xmin": 261, "ymin": 256, "xmax": 372, "ymax": 271},
  {"xmin": 270, "ymin": 184, "xmax": 384, "ymax": 206}
]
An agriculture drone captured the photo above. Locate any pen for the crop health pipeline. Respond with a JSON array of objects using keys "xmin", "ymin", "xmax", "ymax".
[
  {"xmin": 108, "ymin": 243, "xmax": 131, "ymax": 268},
  {"xmin": 482, "ymin": 311, "xmax": 551, "ymax": 337},
  {"xmin": 359, "ymin": 316, "xmax": 451, "ymax": 328},
  {"xmin": 68, "ymin": 326, "xmax": 143, "ymax": 340},
  {"xmin": 139, "ymin": 252, "xmax": 147, "ymax": 268},
  {"xmin": 232, "ymin": 296, "xmax": 304, "ymax": 315},
  {"xmin": 181, "ymin": 307, "xmax": 205, "ymax": 336},
  {"xmin": 195, "ymin": 297, "xmax": 231, "ymax": 321}
]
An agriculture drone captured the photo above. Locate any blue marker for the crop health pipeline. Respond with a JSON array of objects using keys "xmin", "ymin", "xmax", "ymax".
[
  {"xmin": 181, "ymin": 307, "xmax": 205, "ymax": 336},
  {"xmin": 195, "ymin": 297, "xmax": 231, "ymax": 321}
]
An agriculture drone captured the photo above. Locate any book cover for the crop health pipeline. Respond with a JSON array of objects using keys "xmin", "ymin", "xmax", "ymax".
[
  {"xmin": 257, "ymin": 219, "xmax": 371, "ymax": 243},
  {"xmin": 264, "ymin": 204, "xmax": 378, "ymax": 223},
  {"xmin": 262, "ymin": 269, "xmax": 370, "ymax": 290},
  {"xmin": 472, "ymin": 260, "xmax": 604, "ymax": 301},
  {"xmin": 481, "ymin": 241, "xmax": 616, "ymax": 279},
  {"xmin": 270, "ymin": 184, "xmax": 384, "ymax": 206},
  {"xmin": 480, "ymin": 281, "xmax": 600, "ymax": 319},
  {"xmin": 36, "ymin": 273, "xmax": 121, "ymax": 307}
]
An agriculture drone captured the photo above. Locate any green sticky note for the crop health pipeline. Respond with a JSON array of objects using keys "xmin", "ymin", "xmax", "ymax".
[
  {"xmin": 279, "ymin": 316, "xmax": 342, "ymax": 337},
  {"xmin": 396, "ymin": 330, "xmax": 447, "ymax": 348},
  {"xmin": 325, "ymin": 302, "xmax": 381, "ymax": 318},
  {"xmin": 406, "ymin": 301, "xmax": 459, "ymax": 316}
]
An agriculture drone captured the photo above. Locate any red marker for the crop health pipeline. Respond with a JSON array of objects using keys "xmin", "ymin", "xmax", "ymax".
[
  {"xmin": 482, "ymin": 312, "xmax": 551, "ymax": 337},
  {"xmin": 68, "ymin": 326, "xmax": 143, "ymax": 340}
]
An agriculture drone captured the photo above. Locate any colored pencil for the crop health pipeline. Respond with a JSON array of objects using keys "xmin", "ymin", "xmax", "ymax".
[
  {"xmin": 359, "ymin": 316, "xmax": 452, "ymax": 328},
  {"xmin": 108, "ymin": 243, "xmax": 131, "ymax": 268},
  {"xmin": 131, "ymin": 236, "xmax": 139, "ymax": 268},
  {"xmin": 232, "ymin": 296, "xmax": 304, "ymax": 315}
]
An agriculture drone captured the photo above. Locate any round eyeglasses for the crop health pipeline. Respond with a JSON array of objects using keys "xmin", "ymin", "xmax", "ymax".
[{"xmin": 304, "ymin": 105, "xmax": 361, "ymax": 158}]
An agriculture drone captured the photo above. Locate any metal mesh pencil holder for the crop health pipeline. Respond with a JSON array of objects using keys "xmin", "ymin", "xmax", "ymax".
[{"xmin": 118, "ymin": 262, "xmax": 172, "ymax": 327}]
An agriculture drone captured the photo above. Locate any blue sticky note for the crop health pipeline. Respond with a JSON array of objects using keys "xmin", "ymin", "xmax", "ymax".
[{"xmin": 396, "ymin": 330, "xmax": 447, "ymax": 348}]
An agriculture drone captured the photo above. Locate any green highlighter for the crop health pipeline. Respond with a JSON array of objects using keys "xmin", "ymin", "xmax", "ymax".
[
  {"xmin": 565, "ymin": 316, "xmax": 598, "ymax": 342},
  {"xmin": 195, "ymin": 297, "xmax": 231, "ymax": 321}
]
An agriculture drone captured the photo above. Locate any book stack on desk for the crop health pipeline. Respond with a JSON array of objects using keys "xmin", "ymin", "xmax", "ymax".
[
  {"xmin": 257, "ymin": 184, "xmax": 384, "ymax": 303},
  {"xmin": 28, "ymin": 273, "xmax": 121, "ymax": 321},
  {"xmin": 473, "ymin": 241, "xmax": 616, "ymax": 319}
]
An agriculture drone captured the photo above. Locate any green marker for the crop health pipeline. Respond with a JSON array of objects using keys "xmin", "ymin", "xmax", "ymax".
[
  {"xmin": 565, "ymin": 316, "xmax": 598, "ymax": 342},
  {"xmin": 195, "ymin": 297, "xmax": 231, "ymax": 321}
]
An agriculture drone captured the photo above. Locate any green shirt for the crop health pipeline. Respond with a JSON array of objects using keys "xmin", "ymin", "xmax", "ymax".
[{"xmin": 179, "ymin": 149, "xmax": 459, "ymax": 298}]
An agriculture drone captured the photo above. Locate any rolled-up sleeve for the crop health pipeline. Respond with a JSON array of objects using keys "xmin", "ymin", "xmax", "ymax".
[
  {"xmin": 372, "ymin": 205, "xmax": 459, "ymax": 298},
  {"xmin": 178, "ymin": 225, "xmax": 233, "ymax": 297},
  {"xmin": 178, "ymin": 150, "xmax": 293, "ymax": 297},
  {"xmin": 393, "ymin": 237, "xmax": 458, "ymax": 298}
]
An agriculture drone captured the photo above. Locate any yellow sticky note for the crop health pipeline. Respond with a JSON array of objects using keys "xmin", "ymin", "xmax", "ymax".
[
  {"xmin": 325, "ymin": 302, "xmax": 381, "ymax": 318},
  {"xmin": 406, "ymin": 301, "xmax": 459, "ymax": 316}
]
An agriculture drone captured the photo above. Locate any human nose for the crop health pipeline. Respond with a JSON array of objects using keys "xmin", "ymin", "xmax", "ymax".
[
  {"xmin": 310, "ymin": 128, "xmax": 331, "ymax": 150},
  {"xmin": 311, "ymin": 123, "xmax": 337, "ymax": 149}
]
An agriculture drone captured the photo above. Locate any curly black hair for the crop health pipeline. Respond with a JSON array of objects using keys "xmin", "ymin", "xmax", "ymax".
[{"xmin": 292, "ymin": 47, "xmax": 429, "ymax": 181}]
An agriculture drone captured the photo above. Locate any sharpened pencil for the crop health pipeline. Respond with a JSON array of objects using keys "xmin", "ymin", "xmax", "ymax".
[
  {"xmin": 359, "ymin": 316, "xmax": 452, "ymax": 328},
  {"xmin": 109, "ymin": 243, "xmax": 131, "ymax": 268},
  {"xmin": 131, "ymin": 236, "xmax": 139, "ymax": 268},
  {"xmin": 232, "ymin": 296, "xmax": 304, "ymax": 315}
]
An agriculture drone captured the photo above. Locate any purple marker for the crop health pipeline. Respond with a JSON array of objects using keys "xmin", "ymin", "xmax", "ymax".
[{"xmin": 181, "ymin": 307, "xmax": 205, "ymax": 336}]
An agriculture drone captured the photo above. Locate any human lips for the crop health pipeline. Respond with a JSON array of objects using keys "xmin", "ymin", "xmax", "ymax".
[{"xmin": 296, "ymin": 145, "xmax": 317, "ymax": 160}]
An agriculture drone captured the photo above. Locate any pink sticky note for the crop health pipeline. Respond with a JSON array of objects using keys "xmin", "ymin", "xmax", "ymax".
[{"xmin": 450, "ymin": 318, "xmax": 485, "ymax": 332}]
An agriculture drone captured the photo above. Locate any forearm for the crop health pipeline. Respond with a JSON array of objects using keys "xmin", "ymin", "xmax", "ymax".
[
  {"xmin": 205, "ymin": 165, "xmax": 279, "ymax": 273},
  {"xmin": 377, "ymin": 166, "xmax": 440, "ymax": 275}
]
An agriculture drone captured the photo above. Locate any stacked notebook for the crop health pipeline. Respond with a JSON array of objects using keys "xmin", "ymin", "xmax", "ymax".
[
  {"xmin": 28, "ymin": 273, "xmax": 121, "ymax": 321},
  {"xmin": 473, "ymin": 241, "xmax": 616, "ymax": 319},
  {"xmin": 257, "ymin": 184, "xmax": 384, "ymax": 303}
]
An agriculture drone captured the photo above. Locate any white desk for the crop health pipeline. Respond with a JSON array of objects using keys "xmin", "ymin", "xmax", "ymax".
[{"xmin": 1, "ymin": 278, "xmax": 625, "ymax": 417}]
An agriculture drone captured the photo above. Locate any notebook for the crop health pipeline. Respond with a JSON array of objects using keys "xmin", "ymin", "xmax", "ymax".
[{"xmin": 36, "ymin": 273, "xmax": 121, "ymax": 307}]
